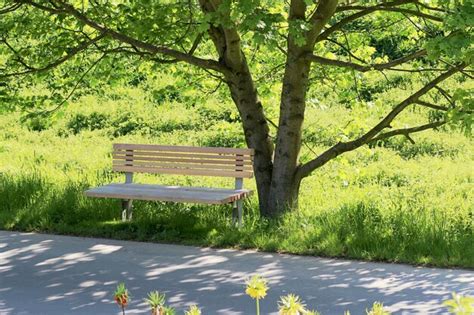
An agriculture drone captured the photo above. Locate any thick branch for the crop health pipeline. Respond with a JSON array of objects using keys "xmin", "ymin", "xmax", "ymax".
[
  {"xmin": 295, "ymin": 63, "xmax": 466, "ymax": 179},
  {"xmin": 308, "ymin": 49, "xmax": 426, "ymax": 72},
  {"xmin": 306, "ymin": 0, "xmax": 339, "ymax": 46},
  {"xmin": 199, "ymin": 0, "xmax": 243, "ymax": 69}
]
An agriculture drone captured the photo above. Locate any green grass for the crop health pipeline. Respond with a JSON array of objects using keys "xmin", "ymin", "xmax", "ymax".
[{"xmin": 1, "ymin": 74, "xmax": 473, "ymax": 269}]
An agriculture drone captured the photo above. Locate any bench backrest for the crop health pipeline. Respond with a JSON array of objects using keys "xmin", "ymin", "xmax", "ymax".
[{"xmin": 112, "ymin": 143, "xmax": 254, "ymax": 178}]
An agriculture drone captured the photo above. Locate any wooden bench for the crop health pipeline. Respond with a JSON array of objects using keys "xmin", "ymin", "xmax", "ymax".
[{"xmin": 84, "ymin": 143, "xmax": 254, "ymax": 225}]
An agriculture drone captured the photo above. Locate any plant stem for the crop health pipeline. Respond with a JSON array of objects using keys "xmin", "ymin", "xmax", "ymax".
[
  {"xmin": 256, "ymin": 298, "xmax": 260, "ymax": 315},
  {"xmin": 122, "ymin": 305, "xmax": 125, "ymax": 315}
]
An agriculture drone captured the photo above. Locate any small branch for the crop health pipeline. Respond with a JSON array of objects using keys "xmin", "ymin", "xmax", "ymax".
[
  {"xmin": 0, "ymin": 2, "xmax": 22, "ymax": 14},
  {"xmin": 307, "ymin": 49, "xmax": 427, "ymax": 72},
  {"xmin": 35, "ymin": 53, "xmax": 107, "ymax": 115},
  {"xmin": 0, "ymin": 32, "xmax": 106, "ymax": 78},
  {"xmin": 435, "ymin": 86, "xmax": 455, "ymax": 107},
  {"xmin": 369, "ymin": 120, "xmax": 446, "ymax": 143},
  {"xmin": 414, "ymin": 100, "xmax": 449, "ymax": 111},
  {"xmin": 18, "ymin": 0, "xmax": 228, "ymax": 74},
  {"xmin": 16, "ymin": 0, "xmax": 65, "ymax": 13},
  {"xmin": 379, "ymin": 7, "xmax": 443, "ymax": 22},
  {"xmin": 325, "ymin": 38, "xmax": 366, "ymax": 63},
  {"xmin": 317, "ymin": 0, "xmax": 418, "ymax": 42}
]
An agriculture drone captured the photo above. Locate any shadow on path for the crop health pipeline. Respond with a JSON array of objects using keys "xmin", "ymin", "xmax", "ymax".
[{"xmin": 0, "ymin": 231, "xmax": 472, "ymax": 314}]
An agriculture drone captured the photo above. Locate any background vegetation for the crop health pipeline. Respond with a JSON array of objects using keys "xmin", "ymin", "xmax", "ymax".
[{"xmin": 1, "ymin": 64, "xmax": 472, "ymax": 268}]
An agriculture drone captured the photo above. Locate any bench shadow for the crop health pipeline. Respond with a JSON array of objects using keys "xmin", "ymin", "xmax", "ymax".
[{"xmin": 0, "ymin": 231, "xmax": 473, "ymax": 314}]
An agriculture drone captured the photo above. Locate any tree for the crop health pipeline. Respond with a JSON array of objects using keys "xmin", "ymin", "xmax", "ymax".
[{"xmin": 0, "ymin": 0, "xmax": 472, "ymax": 217}]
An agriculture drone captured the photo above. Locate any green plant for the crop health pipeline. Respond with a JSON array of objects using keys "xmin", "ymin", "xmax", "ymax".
[
  {"xmin": 114, "ymin": 283, "xmax": 129, "ymax": 315},
  {"xmin": 278, "ymin": 294, "xmax": 306, "ymax": 315},
  {"xmin": 443, "ymin": 292, "xmax": 474, "ymax": 315},
  {"xmin": 184, "ymin": 305, "xmax": 202, "ymax": 315},
  {"xmin": 145, "ymin": 291, "xmax": 167, "ymax": 315},
  {"xmin": 366, "ymin": 302, "xmax": 390, "ymax": 315}
]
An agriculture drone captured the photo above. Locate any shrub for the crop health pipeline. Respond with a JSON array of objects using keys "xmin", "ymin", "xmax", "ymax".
[{"xmin": 67, "ymin": 112, "xmax": 109, "ymax": 134}]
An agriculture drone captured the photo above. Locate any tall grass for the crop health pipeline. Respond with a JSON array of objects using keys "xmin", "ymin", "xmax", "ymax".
[{"xmin": 1, "ymin": 74, "xmax": 473, "ymax": 268}]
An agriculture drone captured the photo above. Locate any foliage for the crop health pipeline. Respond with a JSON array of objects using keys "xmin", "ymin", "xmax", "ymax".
[
  {"xmin": 184, "ymin": 305, "xmax": 202, "ymax": 315},
  {"xmin": 114, "ymin": 282, "xmax": 130, "ymax": 315},
  {"xmin": 443, "ymin": 292, "xmax": 474, "ymax": 315},
  {"xmin": 366, "ymin": 302, "xmax": 390, "ymax": 315},
  {"xmin": 145, "ymin": 291, "xmax": 167, "ymax": 315},
  {"xmin": 1, "ymin": 0, "xmax": 472, "ymax": 216}
]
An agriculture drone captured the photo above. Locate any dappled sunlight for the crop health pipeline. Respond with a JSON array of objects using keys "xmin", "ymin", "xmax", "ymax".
[
  {"xmin": 0, "ymin": 231, "xmax": 472, "ymax": 314},
  {"xmin": 146, "ymin": 255, "xmax": 228, "ymax": 278}
]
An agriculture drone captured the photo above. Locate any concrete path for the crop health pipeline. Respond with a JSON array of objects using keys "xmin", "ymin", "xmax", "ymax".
[{"xmin": 0, "ymin": 231, "xmax": 472, "ymax": 315}]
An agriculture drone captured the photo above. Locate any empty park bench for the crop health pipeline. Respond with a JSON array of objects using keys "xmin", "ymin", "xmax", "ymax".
[{"xmin": 84, "ymin": 143, "xmax": 254, "ymax": 225}]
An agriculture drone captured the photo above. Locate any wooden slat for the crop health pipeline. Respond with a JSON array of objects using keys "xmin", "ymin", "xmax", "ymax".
[
  {"xmin": 84, "ymin": 183, "xmax": 253, "ymax": 204},
  {"xmin": 113, "ymin": 143, "xmax": 254, "ymax": 156},
  {"xmin": 112, "ymin": 161, "xmax": 253, "ymax": 171},
  {"xmin": 113, "ymin": 165, "xmax": 253, "ymax": 178},
  {"xmin": 113, "ymin": 150, "xmax": 253, "ymax": 161},
  {"xmin": 107, "ymin": 183, "xmax": 252, "ymax": 194},
  {"xmin": 112, "ymin": 154, "xmax": 253, "ymax": 165}
]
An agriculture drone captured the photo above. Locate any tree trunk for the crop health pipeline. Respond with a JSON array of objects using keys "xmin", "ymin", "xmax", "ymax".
[
  {"xmin": 199, "ymin": 0, "xmax": 337, "ymax": 217},
  {"xmin": 224, "ymin": 60, "xmax": 274, "ymax": 214},
  {"xmin": 267, "ymin": 50, "xmax": 312, "ymax": 215},
  {"xmin": 265, "ymin": 0, "xmax": 339, "ymax": 216}
]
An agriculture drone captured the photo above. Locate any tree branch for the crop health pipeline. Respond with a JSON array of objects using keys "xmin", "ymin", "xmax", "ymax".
[
  {"xmin": 317, "ymin": 0, "xmax": 432, "ymax": 42},
  {"xmin": 16, "ymin": 0, "xmax": 228, "ymax": 74},
  {"xmin": 295, "ymin": 63, "xmax": 466, "ymax": 180},
  {"xmin": 414, "ymin": 100, "xmax": 449, "ymax": 111},
  {"xmin": 0, "ymin": 32, "xmax": 106, "ymax": 78},
  {"xmin": 369, "ymin": 120, "xmax": 446, "ymax": 143},
  {"xmin": 0, "ymin": 2, "xmax": 22, "ymax": 14},
  {"xmin": 307, "ymin": 49, "xmax": 426, "ymax": 72},
  {"xmin": 36, "ymin": 52, "xmax": 107, "ymax": 115}
]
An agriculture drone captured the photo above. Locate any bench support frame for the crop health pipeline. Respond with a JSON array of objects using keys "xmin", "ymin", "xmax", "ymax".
[
  {"xmin": 122, "ymin": 171, "xmax": 134, "ymax": 222},
  {"xmin": 233, "ymin": 177, "xmax": 243, "ymax": 227}
]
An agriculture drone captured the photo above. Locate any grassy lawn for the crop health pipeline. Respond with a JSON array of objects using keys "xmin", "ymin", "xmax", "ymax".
[{"xmin": 1, "ymin": 76, "xmax": 473, "ymax": 269}]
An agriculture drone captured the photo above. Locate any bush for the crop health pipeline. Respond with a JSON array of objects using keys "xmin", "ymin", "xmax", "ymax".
[
  {"xmin": 67, "ymin": 112, "xmax": 109, "ymax": 134},
  {"xmin": 200, "ymin": 121, "xmax": 245, "ymax": 148}
]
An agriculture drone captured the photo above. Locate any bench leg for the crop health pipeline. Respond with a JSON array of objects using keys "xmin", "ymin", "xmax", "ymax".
[
  {"xmin": 121, "ymin": 199, "xmax": 133, "ymax": 222},
  {"xmin": 232, "ymin": 200, "xmax": 243, "ymax": 227}
]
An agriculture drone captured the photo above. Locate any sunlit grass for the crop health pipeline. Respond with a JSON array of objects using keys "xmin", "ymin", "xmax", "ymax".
[{"xmin": 1, "ymin": 83, "xmax": 472, "ymax": 268}]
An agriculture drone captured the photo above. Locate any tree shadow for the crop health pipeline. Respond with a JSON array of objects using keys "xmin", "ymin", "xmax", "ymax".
[{"xmin": 0, "ymin": 231, "xmax": 472, "ymax": 314}]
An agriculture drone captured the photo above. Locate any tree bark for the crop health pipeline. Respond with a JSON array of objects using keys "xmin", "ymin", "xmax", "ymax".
[
  {"xmin": 268, "ymin": 53, "xmax": 311, "ymax": 214},
  {"xmin": 267, "ymin": 0, "xmax": 339, "ymax": 216},
  {"xmin": 198, "ymin": 0, "xmax": 275, "ymax": 214},
  {"xmin": 224, "ymin": 62, "xmax": 274, "ymax": 214}
]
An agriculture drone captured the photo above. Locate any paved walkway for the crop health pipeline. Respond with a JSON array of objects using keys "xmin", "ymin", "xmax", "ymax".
[{"xmin": 0, "ymin": 231, "xmax": 472, "ymax": 314}]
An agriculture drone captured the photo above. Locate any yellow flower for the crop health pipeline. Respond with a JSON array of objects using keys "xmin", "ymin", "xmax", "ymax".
[
  {"xmin": 185, "ymin": 305, "xmax": 202, "ymax": 315},
  {"xmin": 278, "ymin": 294, "xmax": 306, "ymax": 315},
  {"xmin": 245, "ymin": 275, "xmax": 268, "ymax": 300}
]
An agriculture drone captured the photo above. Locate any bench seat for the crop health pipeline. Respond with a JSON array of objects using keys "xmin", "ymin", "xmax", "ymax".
[{"xmin": 85, "ymin": 183, "xmax": 253, "ymax": 205}]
